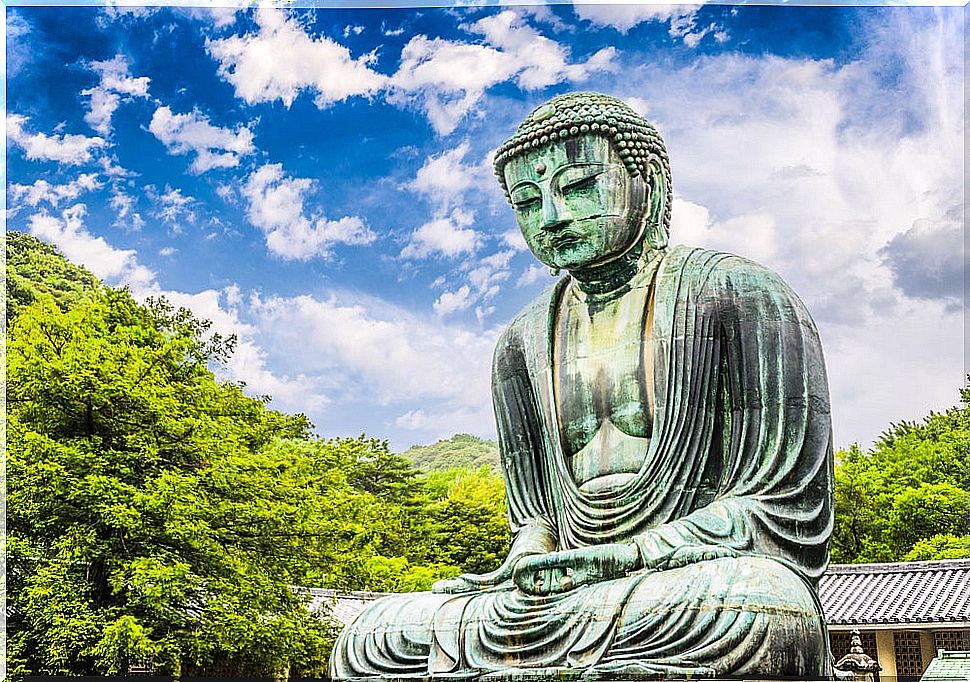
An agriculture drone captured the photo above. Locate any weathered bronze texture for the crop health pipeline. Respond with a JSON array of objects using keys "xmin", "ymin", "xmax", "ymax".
[{"xmin": 329, "ymin": 92, "xmax": 835, "ymax": 680}]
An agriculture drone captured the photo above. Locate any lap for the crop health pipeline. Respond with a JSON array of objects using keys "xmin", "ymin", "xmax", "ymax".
[{"xmin": 332, "ymin": 556, "xmax": 827, "ymax": 677}]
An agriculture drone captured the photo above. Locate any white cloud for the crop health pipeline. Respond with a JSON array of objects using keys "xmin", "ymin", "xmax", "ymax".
[
  {"xmin": 249, "ymin": 291, "xmax": 500, "ymax": 410},
  {"xmin": 206, "ymin": 8, "xmax": 386, "ymax": 108},
  {"xmin": 394, "ymin": 405, "xmax": 495, "ymax": 438},
  {"xmin": 149, "ymin": 106, "xmax": 254, "ymax": 173},
  {"xmin": 517, "ymin": 264, "xmax": 547, "ymax": 288},
  {"xmin": 242, "ymin": 163, "xmax": 375, "ymax": 260},
  {"xmin": 7, "ymin": 114, "xmax": 107, "ymax": 165},
  {"xmin": 147, "ymin": 186, "xmax": 196, "ymax": 232},
  {"xmin": 501, "ymin": 228, "xmax": 528, "ymax": 252},
  {"xmin": 467, "ymin": 249, "xmax": 513, "ymax": 299},
  {"xmin": 8, "ymin": 173, "xmax": 102, "ymax": 212},
  {"xmin": 98, "ymin": 5, "xmax": 156, "ymax": 24},
  {"xmin": 180, "ymin": 6, "xmax": 240, "ymax": 28},
  {"xmin": 434, "ymin": 285, "xmax": 473, "ymax": 316},
  {"xmin": 7, "ymin": 11, "xmax": 31, "ymax": 77},
  {"xmin": 406, "ymin": 141, "xmax": 483, "ymax": 209},
  {"xmin": 27, "ymin": 204, "xmax": 154, "ymax": 289},
  {"xmin": 401, "ymin": 208, "xmax": 481, "ymax": 259},
  {"xmin": 573, "ymin": 3, "xmax": 699, "ymax": 35},
  {"xmin": 81, "ymin": 55, "xmax": 150, "ymax": 135},
  {"xmin": 108, "ymin": 188, "xmax": 145, "ymax": 231},
  {"xmin": 160, "ymin": 287, "xmax": 329, "ymax": 412},
  {"xmin": 159, "ymin": 246, "xmax": 177, "ymax": 257},
  {"xmin": 390, "ymin": 10, "xmax": 616, "ymax": 134}
]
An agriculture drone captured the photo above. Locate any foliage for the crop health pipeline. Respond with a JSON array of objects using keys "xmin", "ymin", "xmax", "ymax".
[
  {"xmin": 6, "ymin": 231, "xmax": 101, "ymax": 323},
  {"xmin": 400, "ymin": 433, "xmax": 500, "ymax": 472},
  {"xmin": 831, "ymin": 379, "xmax": 970, "ymax": 563},
  {"xmin": 418, "ymin": 466, "xmax": 511, "ymax": 574},
  {"xmin": 5, "ymin": 289, "xmax": 340, "ymax": 677},
  {"xmin": 3, "ymin": 235, "xmax": 512, "ymax": 675}
]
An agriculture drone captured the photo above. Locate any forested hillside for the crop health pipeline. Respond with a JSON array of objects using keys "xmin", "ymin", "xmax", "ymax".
[
  {"xmin": 400, "ymin": 433, "xmax": 500, "ymax": 472},
  {"xmin": 6, "ymin": 230, "xmax": 102, "ymax": 321},
  {"xmin": 6, "ymin": 232, "xmax": 967, "ymax": 677}
]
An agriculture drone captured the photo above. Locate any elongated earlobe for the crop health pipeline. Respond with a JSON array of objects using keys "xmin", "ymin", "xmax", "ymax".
[{"xmin": 643, "ymin": 161, "xmax": 668, "ymax": 250}]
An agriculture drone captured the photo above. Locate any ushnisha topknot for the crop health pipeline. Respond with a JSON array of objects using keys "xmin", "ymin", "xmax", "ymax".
[{"xmin": 493, "ymin": 92, "xmax": 673, "ymax": 236}]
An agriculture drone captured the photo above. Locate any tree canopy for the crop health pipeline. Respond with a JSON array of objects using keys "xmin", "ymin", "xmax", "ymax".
[{"xmin": 831, "ymin": 380, "xmax": 970, "ymax": 563}]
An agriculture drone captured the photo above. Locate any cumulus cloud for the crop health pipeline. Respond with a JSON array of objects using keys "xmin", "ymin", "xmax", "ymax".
[
  {"xmin": 434, "ymin": 285, "xmax": 473, "ymax": 316},
  {"xmin": 401, "ymin": 208, "xmax": 481, "ymax": 259},
  {"xmin": 149, "ymin": 106, "xmax": 254, "ymax": 173},
  {"xmin": 406, "ymin": 140, "xmax": 492, "ymax": 210},
  {"xmin": 158, "ymin": 287, "xmax": 329, "ymax": 412},
  {"xmin": 7, "ymin": 114, "xmax": 107, "ymax": 165},
  {"xmin": 242, "ymin": 163, "xmax": 375, "ymax": 260},
  {"xmin": 517, "ymin": 263, "xmax": 547, "ymax": 288},
  {"xmin": 81, "ymin": 54, "xmax": 150, "ymax": 135},
  {"xmin": 8, "ymin": 173, "xmax": 102, "ymax": 213},
  {"xmin": 180, "ymin": 6, "xmax": 240, "ymax": 28},
  {"xmin": 249, "ymin": 290, "xmax": 499, "ymax": 410},
  {"xmin": 390, "ymin": 10, "xmax": 616, "ymax": 134},
  {"xmin": 574, "ymin": 4, "xmax": 698, "ymax": 35},
  {"xmin": 109, "ymin": 188, "xmax": 145, "ymax": 230},
  {"xmin": 880, "ymin": 214, "xmax": 964, "ymax": 309},
  {"xmin": 206, "ymin": 8, "xmax": 386, "ymax": 108},
  {"xmin": 27, "ymin": 204, "xmax": 154, "ymax": 289}
]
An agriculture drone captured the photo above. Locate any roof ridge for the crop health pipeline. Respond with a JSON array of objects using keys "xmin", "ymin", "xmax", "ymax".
[{"xmin": 826, "ymin": 559, "xmax": 970, "ymax": 574}]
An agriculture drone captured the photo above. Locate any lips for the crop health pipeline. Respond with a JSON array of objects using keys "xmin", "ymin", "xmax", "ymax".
[{"xmin": 550, "ymin": 230, "xmax": 582, "ymax": 248}]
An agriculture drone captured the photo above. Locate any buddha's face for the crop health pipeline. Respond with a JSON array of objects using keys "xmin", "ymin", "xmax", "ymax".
[{"xmin": 504, "ymin": 135, "xmax": 647, "ymax": 271}]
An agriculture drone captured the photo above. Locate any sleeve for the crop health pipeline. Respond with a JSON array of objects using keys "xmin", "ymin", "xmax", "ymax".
[
  {"xmin": 632, "ymin": 256, "xmax": 834, "ymax": 583},
  {"xmin": 491, "ymin": 321, "xmax": 558, "ymax": 550}
]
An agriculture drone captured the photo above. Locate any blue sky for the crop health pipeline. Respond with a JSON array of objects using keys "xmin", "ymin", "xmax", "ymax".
[{"xmin": 5, "ymin": 2, "xmax": 965, "ymax": 452}]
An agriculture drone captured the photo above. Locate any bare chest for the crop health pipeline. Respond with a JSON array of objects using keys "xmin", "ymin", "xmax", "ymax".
[{"xmin": 553, "ymin": 282, "xmax": 655, "ymax": 492}]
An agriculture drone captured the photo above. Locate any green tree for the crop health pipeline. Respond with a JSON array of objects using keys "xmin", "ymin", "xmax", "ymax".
[
  {"xmin": 418, "ymin": 466, "xmax": 511, "ymax": 574},
  {"xmin": 6, "ymin": 232, "xmax": 101, "ymax": 323},
  {"xmin": 5, "ymin": 290, "xmax": 339, "ymax": 677},
  {"xmin": 831, "ymin": 379, "xmax": 970, "ymax": 563}
]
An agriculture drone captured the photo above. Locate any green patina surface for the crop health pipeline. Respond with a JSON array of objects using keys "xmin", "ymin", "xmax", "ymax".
[
  {"xmin": 330, "ymin": 92, "xmax": 836, "ymax": 680},
  {"xmin": 922, "ymin": 652, "xmax": 970, "ymax": 682}
]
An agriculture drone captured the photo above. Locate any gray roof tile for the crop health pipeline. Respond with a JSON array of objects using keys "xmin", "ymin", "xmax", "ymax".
[{"xmin": 820, "ymin": 559, "xmax": 970, "ymax": 625}]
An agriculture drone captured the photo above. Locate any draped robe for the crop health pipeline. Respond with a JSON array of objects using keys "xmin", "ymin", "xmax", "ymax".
[{"xmin": 330, "ymin": 246, "xmax": 835, "ymax": 679}]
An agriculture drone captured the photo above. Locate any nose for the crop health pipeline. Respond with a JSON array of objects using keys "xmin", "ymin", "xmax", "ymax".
[{"xmin": 540, "ymin": 189, "xmax": 570, "ymax": 231}]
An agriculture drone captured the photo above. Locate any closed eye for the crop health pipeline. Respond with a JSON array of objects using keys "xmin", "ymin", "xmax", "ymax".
[
  {"xmin": 561, "ymin": 174, "xmax": 600, "ymax": 193},
  {"xmin": 513, "ymin": 196, "xmax": 540, "ymax": 210}
]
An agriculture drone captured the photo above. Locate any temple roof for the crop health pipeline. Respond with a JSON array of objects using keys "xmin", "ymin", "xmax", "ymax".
[
  {"xmin": 308, "ymin": 559, "xmax": 970, "ymax": 628},
  {"xmin": 819, "ymin": 559, "xmax": 970, "ymax": 626},
  {"xmin": 303, "ymin": 588, "xmax": 384, "ymax": 626}
]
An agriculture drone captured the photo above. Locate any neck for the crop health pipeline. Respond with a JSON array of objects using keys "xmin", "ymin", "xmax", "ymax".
[{"xmin": 570, "ymin": 243, "xmax": 648, "ymax": 298}]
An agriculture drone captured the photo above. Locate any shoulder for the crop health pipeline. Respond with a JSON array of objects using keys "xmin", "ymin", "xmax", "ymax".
[
  {"xmin": 492, "ymin": 280, "xmax": 559, "ymax": 374},
  {"xmin": 496, "ymin": 280, "xmax": 558, "ymax": 349},
  {"xmin": 665, "ymin": 245, "xmax": 798, "ymax": 298}
]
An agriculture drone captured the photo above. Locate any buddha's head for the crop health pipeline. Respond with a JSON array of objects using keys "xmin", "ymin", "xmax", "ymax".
[{"xmin": 494, "ymin": 92, "xmax": 671, "ymax": 273}]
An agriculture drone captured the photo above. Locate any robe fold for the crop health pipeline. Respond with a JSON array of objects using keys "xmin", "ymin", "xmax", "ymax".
[{"xmin": 330, "ymin": 246, "xmax": 835, "ymax": 679}]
